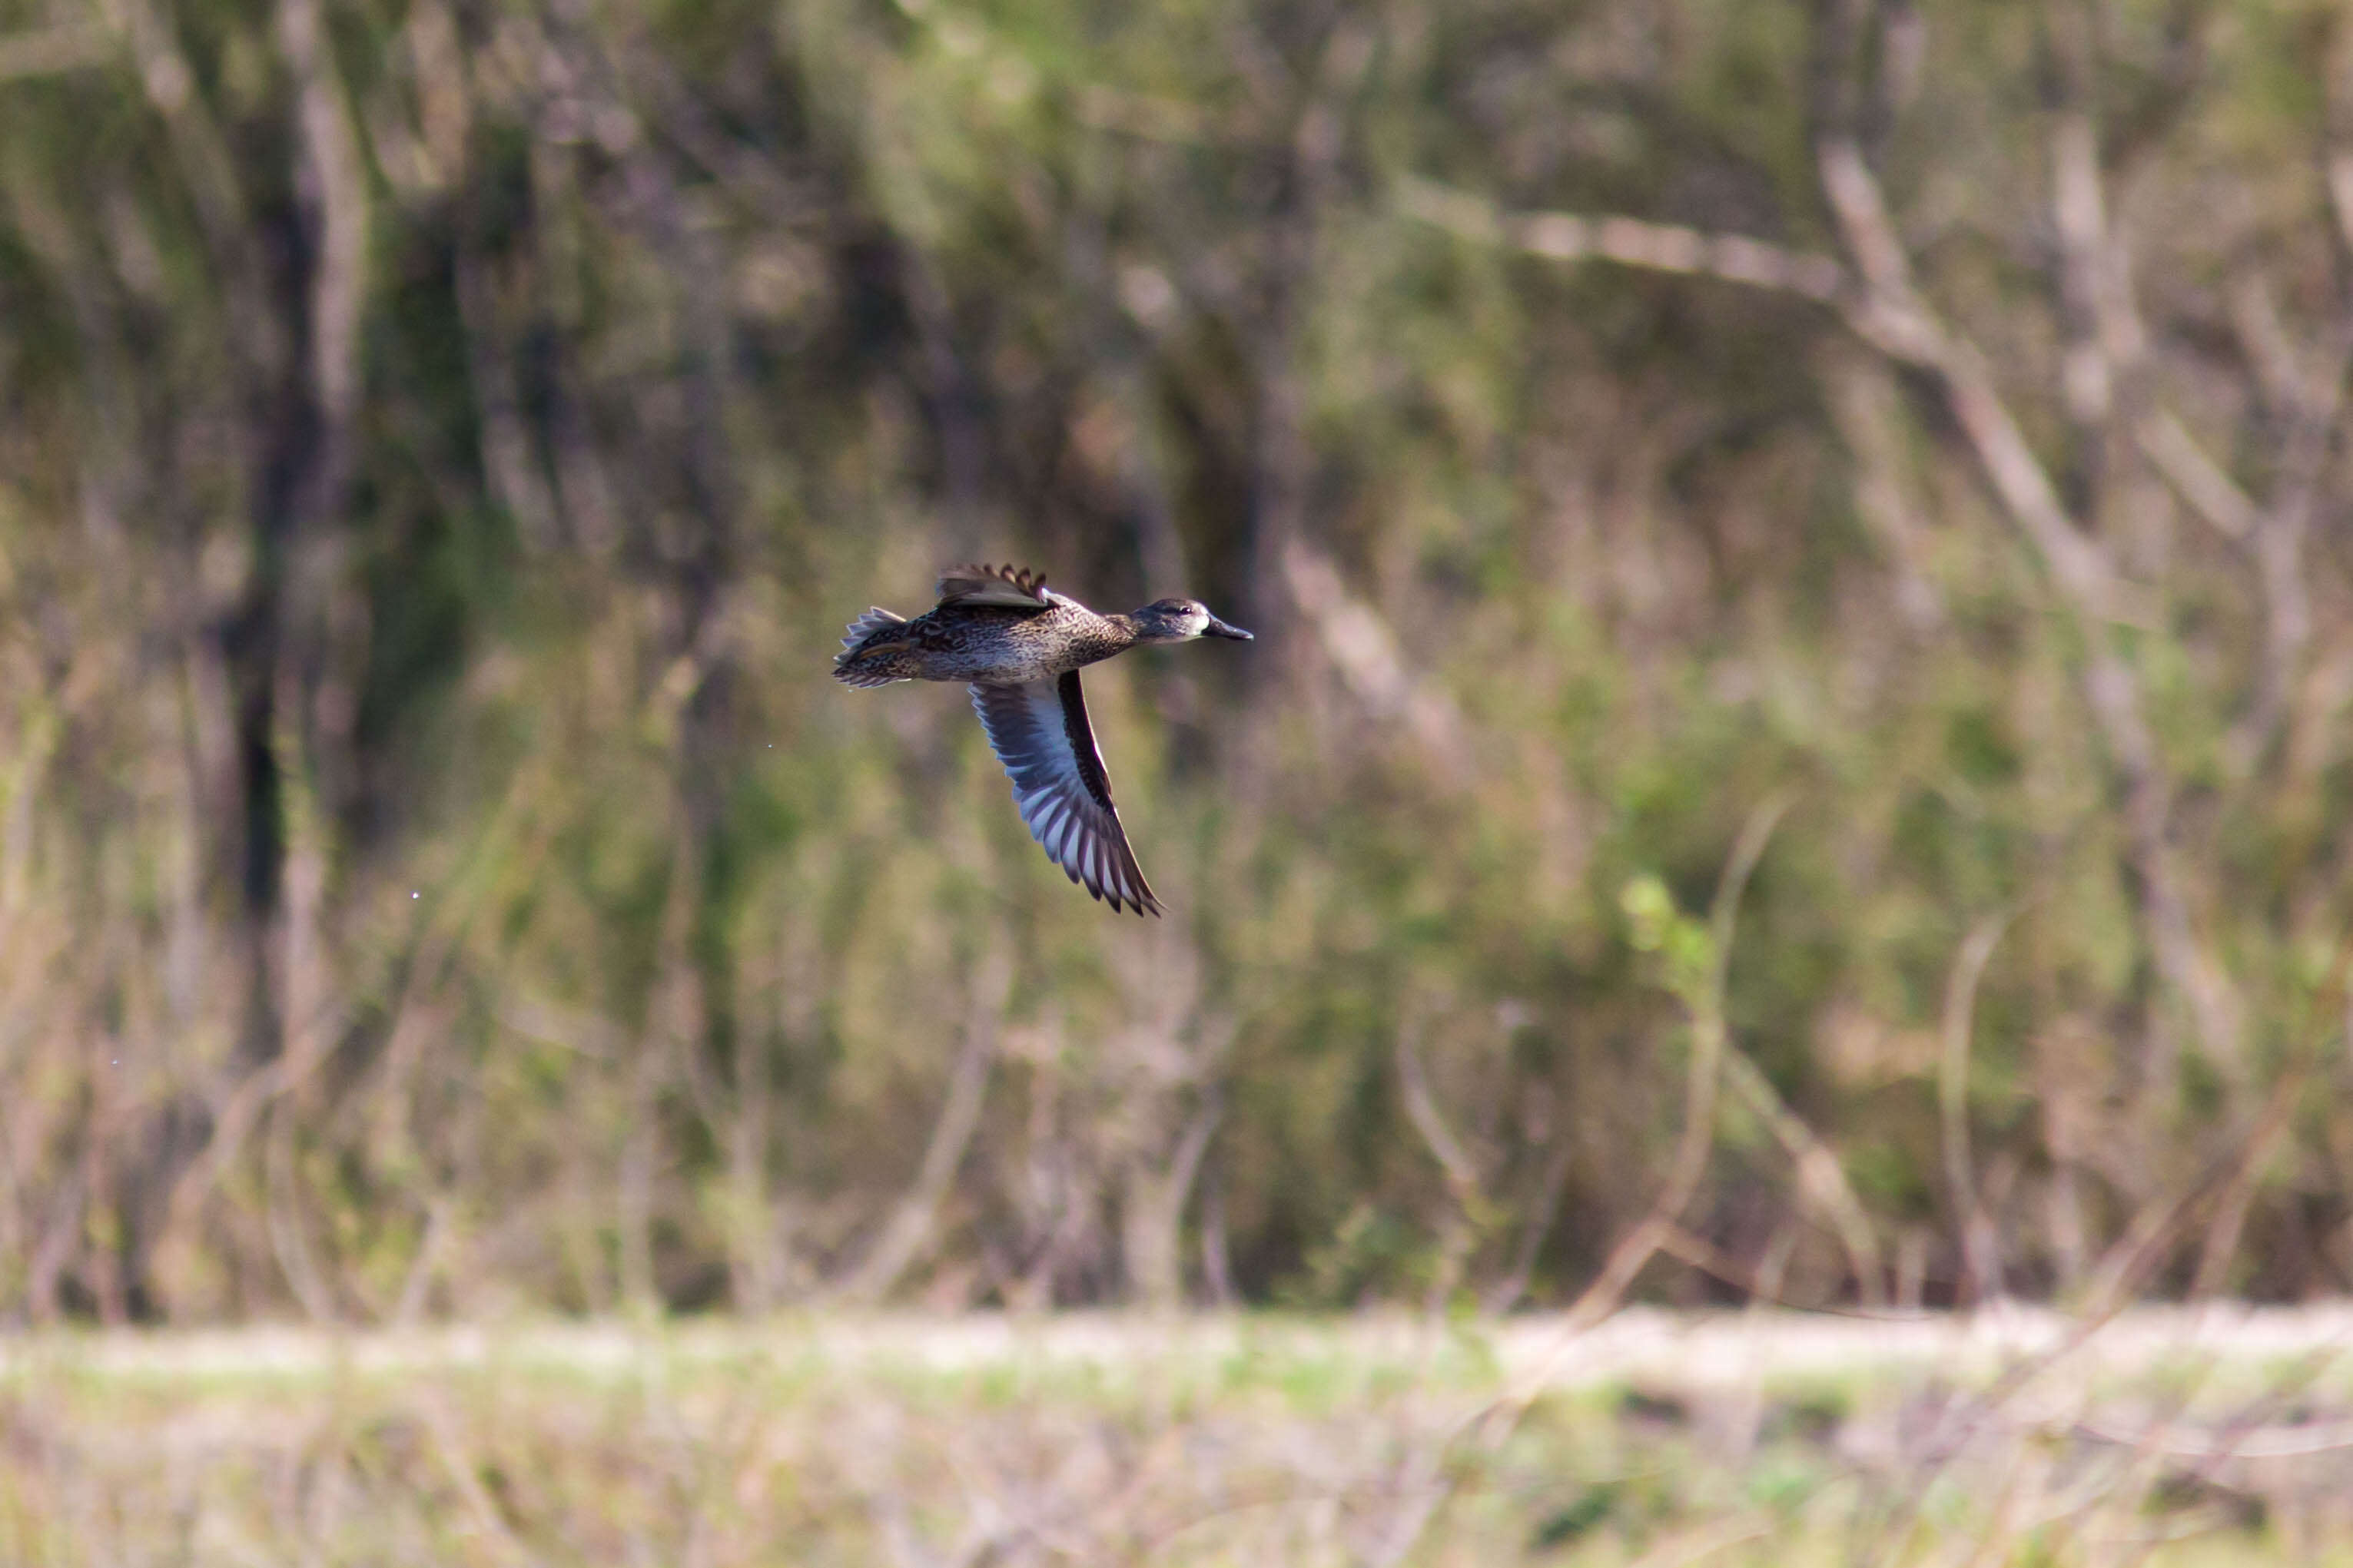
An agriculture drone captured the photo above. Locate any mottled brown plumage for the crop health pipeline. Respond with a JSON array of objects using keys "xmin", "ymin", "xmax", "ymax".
[{"xmin": 835, "ymin": 564, "xmax": 1252, "ymax": 915}]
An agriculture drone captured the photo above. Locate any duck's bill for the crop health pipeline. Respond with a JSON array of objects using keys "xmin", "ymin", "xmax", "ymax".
[{"xmin": 1203, "ymin": 615, "xmax": 1254, "ymax": 641}]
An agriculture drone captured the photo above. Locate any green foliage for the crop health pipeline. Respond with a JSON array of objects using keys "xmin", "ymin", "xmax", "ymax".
[{"xmin": 0, "ymin": 0, "xmax": 2348, "ymax": 1322}]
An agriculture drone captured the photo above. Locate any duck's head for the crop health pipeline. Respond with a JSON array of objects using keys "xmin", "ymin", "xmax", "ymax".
[{"xmin": 1129, "ymin": 598, "xmax": 1254, "ymax": 645}]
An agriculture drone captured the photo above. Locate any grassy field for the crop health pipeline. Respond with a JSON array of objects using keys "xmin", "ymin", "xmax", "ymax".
[{"xmin": 6, "ymin": 1308, "xmax": 2353, "ymax": 1566}]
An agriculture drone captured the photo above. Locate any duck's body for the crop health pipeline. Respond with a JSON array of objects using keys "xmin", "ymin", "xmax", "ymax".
[
  {"xmin": 835, "ymin": 587, "xmax": 1135, "ymax": 688},
  {"xmin": 835, "ymin": 564, "xmax": 1252, "ymax": 916}
]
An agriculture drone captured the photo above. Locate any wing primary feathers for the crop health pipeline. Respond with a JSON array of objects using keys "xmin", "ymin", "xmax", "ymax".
[
  {"xmin": 968, "ymin": 675, "xmax": 1163, "ymax": 917},
  {"xmin": 1053, "ymin": 672, "xmax": 1117, "ymax": 814}
]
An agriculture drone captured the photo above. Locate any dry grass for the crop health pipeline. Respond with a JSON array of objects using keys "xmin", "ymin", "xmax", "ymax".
[{"xmin": 5, "ymin": 1308, "xmax": 2353, "ymax": 1565}]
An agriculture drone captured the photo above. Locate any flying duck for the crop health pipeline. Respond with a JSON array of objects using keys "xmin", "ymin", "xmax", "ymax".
[{"xmin": 834, "ymin": 564, "xmax": 1253, "ymax": 915}]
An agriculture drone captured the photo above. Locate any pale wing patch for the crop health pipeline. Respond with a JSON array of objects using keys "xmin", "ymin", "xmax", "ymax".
[{"xmin": 969, "ymin": 675, "xmax": 1162, "ymax": 917}]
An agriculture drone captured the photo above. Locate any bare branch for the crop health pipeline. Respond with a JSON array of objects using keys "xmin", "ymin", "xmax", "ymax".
[
  {"xmin": 1397, "ymin": 176, "xmax": 1846, "ymax": 301},
  {"xmin": 1238, "ymin": 15, "xmax": 1377, "ymax": 641},
  {"xmin": 1822, "ymin": 352, "xmax": 1944, "ymax": 629},
  {"xmin": 1402, "ymin": 167, "xmax": 2132, "ymax": 620},
  {"xmin": 2327, "ymin": 7, "xmax": 2353, "ymax": 264},
  {"xmin": 1813, "ymin": 134, "xmax": 2243, "ymax": 1076},
  {"xmin": 1565, "ymin": 791, "xmax": 1793, "ymax": 1328},
  {"xmin": 1655, "ymin": 1222, "xmax": 1798, "ymax": 1304},
  {"xmin": 1940, "ymin": 911, "xmax": 2016, "ymax": 1306},
  {"xmin": 1404, "ymin": 146, "xmax": 2239, "ymax": 1077},
  {"xmin": 390, "ymin": 1195, "xmax": 453, "ymax": 1327},
  {"xmin": 1850, "ymin": 1073, "xmax": 2315, "ymax": 1562},
  {"xmin": 2229, "ymin": 275, "xmax": 2316, "ymax": 417},
  {"xmin": 2082, "ymin": 1072, "xmax": 2302, "ymax": 1319},
  {"xmin": 278, "ymin": 0, "xmax": 370, "ymax": 439},
  {"xmin": 2136, "ymin": 412, "xmax": 2258, "ymax": 542},
  {"xmin": 2216, "ymin": 281, "xmax": 2350, "ymax": 769},
  {"xmin": 1396, "ymin": 1018, "xmax": 1489, "ymax": 1314},
  {"xmin": 1723, "ymin": 1050, "xmax": 1887, "ymax": 1308},
  {"xmin": 413, "ymin": 1386, "xmax": 536, "ymax": 1568},
  {"xmin": 2330, "ymin": 150, "xmax": 2353, "ymax": 266},
  {"xmin": 1817, "ymin": 140, "xmax": 2129, "ymax": 623},
  {"xmin": 1396, "ymin": 1023, "xmax": 1481, "ymax": 1204},
  {"xmin": 264, "ymin": 1099, "xmax": 336, "ymax": 1323},
  {"xmin": 101, "ymin": 0, "xmax": 272, "ymax": 361},
  {"xmin": 1280, "ymin": 542, "xmax": 1473, "ymax": 786},
  {"xmin": 0, "ymin": 25, "xmax": 107, "ymax": 80},
  {"xmin": 1482, "ymin": 1136, "xmax": 1573, "ymax": 1316},
  {"xmin": 2044, "ymin": 4, "xmax": 2143, "ymax": 450},
  {"xmin": 1122, "ymin": 1091, "xmax": 1222, "ymax": 1310},
  {"xmin": 453, "ymin": 234, "xmax": 561, "ymax": 552},
  {"xmin": 830, "ymin": 950, "xmax": 1012, "ymax": 1304},
  {"xmin": 2076, "ymin": 1416, "xmax": 2353, "ymax": 1460}
]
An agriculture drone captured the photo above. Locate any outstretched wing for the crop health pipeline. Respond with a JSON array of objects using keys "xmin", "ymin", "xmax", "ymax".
[
  {"xmin": 936, "ymin": 562, "xmax": 1057, "ymax": 612},
  {"xmin": 969, "ymin": 673, "xmax": 1161, "ymax": 917}
]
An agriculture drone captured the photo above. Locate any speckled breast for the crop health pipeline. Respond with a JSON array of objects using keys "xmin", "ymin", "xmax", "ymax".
[{"xmin": 924, "ymin": 603, "xmax": 1132, "ymax": 685}]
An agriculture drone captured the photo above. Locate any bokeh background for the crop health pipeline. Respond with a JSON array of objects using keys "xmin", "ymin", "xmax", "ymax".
[{"xmin": 1, "ymin": 0, "xmax": 2350, "ymax": 1327}]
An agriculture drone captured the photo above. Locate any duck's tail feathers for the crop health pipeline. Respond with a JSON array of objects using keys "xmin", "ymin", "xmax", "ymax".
[
  {"xmin": 835, "ymin": 607, "xmax": 913, "ymax": 687},
  {"xmin": 839, "ymin": 606, "xmax": 907, "ymax": 651}
]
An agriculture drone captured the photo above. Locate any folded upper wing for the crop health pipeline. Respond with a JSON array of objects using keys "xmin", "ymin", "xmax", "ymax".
[
  {"xmin": 969, "ymin": 673, "xmax": 1161, "ymax": 916},
  {"xmin": 936, "ymin": 562, "xmax": 1057, "ymax": 612}
]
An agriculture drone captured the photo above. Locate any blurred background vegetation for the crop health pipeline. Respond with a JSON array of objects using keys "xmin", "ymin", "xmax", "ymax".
[{"xmin": 1, "ymin": 0, "xmax": 2351, "ymax": 1325}]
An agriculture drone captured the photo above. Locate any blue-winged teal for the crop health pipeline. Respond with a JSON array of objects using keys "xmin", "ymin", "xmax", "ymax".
[{"xmin": 834, "ymin": 564, "xmax": 1253, "ymax": 915}]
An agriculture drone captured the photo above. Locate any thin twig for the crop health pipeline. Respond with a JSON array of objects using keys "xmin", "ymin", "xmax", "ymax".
[
  {"xmin": 1396, "ymin": 1017, "xmax": 1485, "ymax": 1314},
  {"xmin": 1564, "ymin": 791, "xmax": 1795, "ymax": 1328},
  {"xmin": 1940, "ymin": 910, "xmax": 2016, "ymax": 1305},
  {"xmin": 830, "ymin": 948, "xmax": 1013, "ymax": 1304},
  {"xmin": 1483, "ymin": 1135, "xmax": 1575, "ymax": 1315},
  {"xmin": 1721, "ymin": 1050, "xmax": 1887, "ymax": 1308},
  {"xmin": 1356, "ymin": 794, "xmax": 1794, "ymax": 1567}
]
